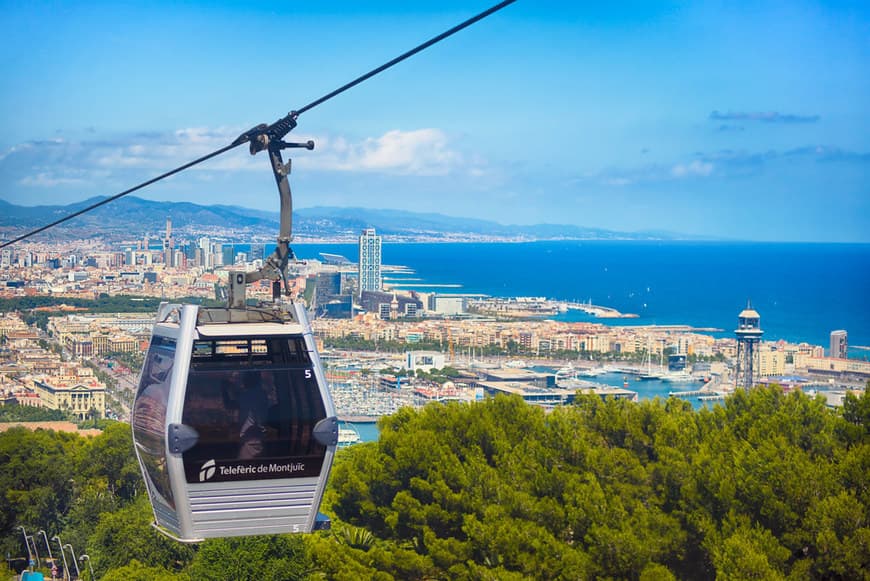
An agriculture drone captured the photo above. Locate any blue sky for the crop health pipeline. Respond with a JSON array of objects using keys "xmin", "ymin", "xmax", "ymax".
[{"xmin": 1, "ymin": 1, "xmax": 868, "ymax": 241}]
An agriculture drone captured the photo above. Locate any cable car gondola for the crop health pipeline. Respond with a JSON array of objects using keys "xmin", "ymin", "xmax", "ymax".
[
  {"xmin": 131, "ymin": 121, "xmax": 338, "ymax": 542},
  {"xmin": 132, "ymin": 301, "xmax": 336, "ymax": 542}
]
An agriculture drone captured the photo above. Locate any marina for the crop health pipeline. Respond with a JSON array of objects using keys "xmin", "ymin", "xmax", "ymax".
[{"xmin": 325, "ymin": 351, "xmax": 724, "ymax": 444}]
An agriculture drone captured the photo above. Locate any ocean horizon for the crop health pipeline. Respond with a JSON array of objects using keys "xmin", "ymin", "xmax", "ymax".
[{"xmin": 284, "ymin": 240, "xmax": 870, "ymax": 353}]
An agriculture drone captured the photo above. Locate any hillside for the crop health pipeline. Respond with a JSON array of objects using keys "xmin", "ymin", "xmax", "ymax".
[{"xmin": 0, "ymin": 196, "xmax": 689, "ymax": 242}]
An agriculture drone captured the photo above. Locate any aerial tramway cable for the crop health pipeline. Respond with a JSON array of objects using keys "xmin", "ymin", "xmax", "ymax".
[
  {"xmin": 0, "ymin": 0, "xmax": 517, "ymax": 250},
  {"xmin": 0, "ymin": 144, "xmax": 240, "ymax": 250}
]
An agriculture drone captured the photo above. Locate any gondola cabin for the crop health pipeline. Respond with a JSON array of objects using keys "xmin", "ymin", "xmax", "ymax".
[{"xmin": 132, "ymin": 302, "xmax": 337, "ymax": 542}]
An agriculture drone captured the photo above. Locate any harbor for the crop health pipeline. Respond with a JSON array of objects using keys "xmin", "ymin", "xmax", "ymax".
[
  {"xmin": 468, "ymin": 296, "xmax": 640, "ymax": 319},
  {"xmin": 325, "ymin": 350, "xmax": 732, "ymax": 447}
]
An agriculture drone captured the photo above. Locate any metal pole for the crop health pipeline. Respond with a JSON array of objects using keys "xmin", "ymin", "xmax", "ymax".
[
  {"xmin": 64, "ymin": 545, "xmax": 81, "ymax": 580},
  {"xmin": 52, "ymin": 536, "xmax": 69, "ymax": 581},
  {"xmin": 27, "ymin": 535, "xmax": 40, "ymax": 569},
  {"xmin": 17, "ymin": 526, "xmax": 33, "ymax": 567},
  {"xmin": 38, "ymin": 530, "xmax": 54, "ymax": 566},
  {"xmin": 80, "ymin": 555, "xmax": 95, "ymax": 581}
]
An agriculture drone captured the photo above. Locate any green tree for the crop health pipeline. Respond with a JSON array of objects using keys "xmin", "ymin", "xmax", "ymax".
[
  {"xmin": 706, "ymin": 515, "xmax": 790, "ymax": 580},
  {"xmin": 0, "ymin": 405, "xmax": 72, "ymax": 422},
  {"xmin": 87, "ymin": 495, "xmax": 194, "ymax": 576},
  {"xmin": 803, "ymin": 491, "xmax": 870, "ymax": 579},
  {"xmin": 78, "ymin": 422, "xmax": 142, "ymax": 502},
  {"xmin": 99, "ymin": 559, "xmax": 190, "ymax": 581},
  {"xmin": 187, "ymin": 535, "xmax": 312, "ymax": 581},
  {"xmin": 0, "ymin": 427, "xmax": 82, "ymax": 556}
]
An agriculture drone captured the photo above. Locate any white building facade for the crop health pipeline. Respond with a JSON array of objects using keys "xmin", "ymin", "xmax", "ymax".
[{"xmin": 358, "ymin": 228, "xmax": 382, "ymax": 296}]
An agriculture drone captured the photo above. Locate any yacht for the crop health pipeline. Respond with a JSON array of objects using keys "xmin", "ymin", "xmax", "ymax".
[
  {"xmin": 338, "ymin": 426, "xmax": 362, "ymax": 448},
  {"xmin": 661, "ymin": 371, "xmax": 696, "ymax": 383}
]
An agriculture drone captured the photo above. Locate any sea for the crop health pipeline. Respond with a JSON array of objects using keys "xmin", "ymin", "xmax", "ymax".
[
  {"xmin": 340, "ymin": 420, "xmax": 381, "ymax": 443},
  {"xmin": 292, "ymin": 240, "xmax": 870, "ymax": 352}
]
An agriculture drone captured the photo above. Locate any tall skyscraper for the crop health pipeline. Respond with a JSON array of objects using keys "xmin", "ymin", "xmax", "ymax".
[
  {"xmin": 830, "ymin": 330, "xmax": 848, "ymax": 359},
  {"xmin": 735, "ymin": 300, "xmax": 763, "ymax": 390},
  {"xmin": 163, "ymin": 217, "xmax": 174, "ymax": 267},
  {"xmin": 222, "ymin": 245, "xmax": 235, "ymax": 266},
  {"xmin": 198, "ymin": 237, "xmax": 212, "ymax": 269},
  {"xmin": 358, "ymin": 228, "xmax": 382, "ymax": 296}
]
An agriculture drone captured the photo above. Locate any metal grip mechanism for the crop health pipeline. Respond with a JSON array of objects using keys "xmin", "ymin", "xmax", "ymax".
[
  {"xmin": 234, "ymin": 111, "xmax": 304, "ymax": 153},
  {"xmin": 227, "ymin": 112, "xmax": 314, "ymax": 309}
]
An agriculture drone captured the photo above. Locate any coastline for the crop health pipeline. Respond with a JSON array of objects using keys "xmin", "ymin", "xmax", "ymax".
[{"xmin": 325, "ymin": 240, "xmax": 870, "ymax": 348}]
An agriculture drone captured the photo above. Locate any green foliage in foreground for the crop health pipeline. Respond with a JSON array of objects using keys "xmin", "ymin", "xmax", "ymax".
[
  {"xmin": 0, "ymin": 405, "xmax": 72, "ymax": 422},
  {"xmin": 0, "ymin": 386, "xmax": 867, "ymax": 580},
  {"xmin": 320, "ymin": 388, "xmax": 869, "ymax": 580}
]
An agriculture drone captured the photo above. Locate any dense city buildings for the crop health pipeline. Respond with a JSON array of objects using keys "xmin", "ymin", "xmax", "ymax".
[
  {"xmin": 0, "ymin": 234, "xmax": 867, "ymax": 425},
  {"xmin": 360, "ymin": 290, "xmax": 423, "ymax": 320},
  {"xmin": 358, "ymin": 228, "xmax": 382, "ymax": 296},
  {"xmin": 0, "ymin": 312, "xmax": 109, "ymax": 420}
]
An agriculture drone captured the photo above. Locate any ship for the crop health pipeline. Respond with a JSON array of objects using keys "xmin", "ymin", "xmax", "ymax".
[
  {"xmin": 338, "ymin": 426, "xmax": 362, "ymax": 448},
  {"xmin": 660, "ymin": 370, "xmax": 697, "ymax": 383}
]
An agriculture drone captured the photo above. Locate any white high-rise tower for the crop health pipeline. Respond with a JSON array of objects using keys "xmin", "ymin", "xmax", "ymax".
[
  {"xmin": 358, "ymin": 228, "xmax": 382, "ymax": 296},
  {"xmin": 830, "ymin": 330, "xmax": 848, "ymax": 359}
]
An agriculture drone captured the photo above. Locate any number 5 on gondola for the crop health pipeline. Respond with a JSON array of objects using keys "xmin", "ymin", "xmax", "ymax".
[{"xmin": 131, "ymin": 302, "xmax": 338, "ymax": 542}]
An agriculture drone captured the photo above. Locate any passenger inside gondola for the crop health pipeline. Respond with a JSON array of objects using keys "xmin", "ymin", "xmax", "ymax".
[
  {"xmin": 238, "ymin": 371, "xmax": 273, "ymax": 459},
  {"xmin": 180, "ymin": 337, "xmax": 328, "ymax": 480}
]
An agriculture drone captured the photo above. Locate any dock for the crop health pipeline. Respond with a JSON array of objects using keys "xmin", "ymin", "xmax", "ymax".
[
  {"xmin": 669, "ymin": 388, "xmax": 727, "ymax": 401},
  {"xmin": 337, "ymin": 415, "xmax": 379, "ymax": 423},
  {"xmin": 669, "ymin": 389, "xmax": 709, "ymax": 398},
  {"xmin": 562, "ymin": 301, "xmax": 639, "ymax": 319}
]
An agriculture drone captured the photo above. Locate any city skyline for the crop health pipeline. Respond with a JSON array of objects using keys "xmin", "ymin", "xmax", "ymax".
[{"xmin": 1, "ymin": 2, "xmax": 868, "ymax": 242}]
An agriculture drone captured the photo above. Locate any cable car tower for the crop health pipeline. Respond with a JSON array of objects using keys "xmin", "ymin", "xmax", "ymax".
[{"xmin": 734, "ymin": 300, "xmax": 763, "ymax": 390}]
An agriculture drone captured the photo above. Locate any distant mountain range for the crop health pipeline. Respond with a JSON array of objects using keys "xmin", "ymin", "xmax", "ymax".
[{"xmin": 0, "ymin": 196, "xmax": 691, "ymax": 242}]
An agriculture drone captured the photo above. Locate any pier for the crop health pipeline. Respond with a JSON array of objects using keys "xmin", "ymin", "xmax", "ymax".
[
  {"xmin": 668, "ymin": 372, "xmax": 728, "ymax": 400},
  {"xmin": 562, "ymin": 301, "xmax": 639, "ymax": 319},
  {"xmin": 669, "ymin": 389, "xmax": 712, "ymax": 398},
  {"xmin": 338, "ymin": 415, "xmax": 379, "ymax": 423},
  {"xmin": 669, "ymin": 379, "xmax": 728, "ymax": 401},
  {"xmin": 669, "ymin": 389, "xmax": 727, "ymax": 402}
]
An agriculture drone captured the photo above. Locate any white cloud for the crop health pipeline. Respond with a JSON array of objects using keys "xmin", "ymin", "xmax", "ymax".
[
  {"xmin": 18, "ymin": 172, "xmax": 87, "ymax": 187},
  {"xmin": 303, "ymin": 128, "xmax": 465, "ymax": 176},
  {"xmin": 97, "ymin": 126, "xmax": 469, "ymax": 176},
  {"xmin": 91, "ymin": 127, "xmax": 261, "ymax": 172},
  {"xmin": 2, "ymin": 127, "xmax": 479, "ymax": 188},
  {"xmin": 582, "ymin": 159, "xmax": 716, "ymax": 188},
  {"xmin": 0, "ymin": 142, "xmax": 36, "ymax": 162},
  {"xmin": 670, "ymin": 160, "xmax": 714, "ymax": 178}
]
